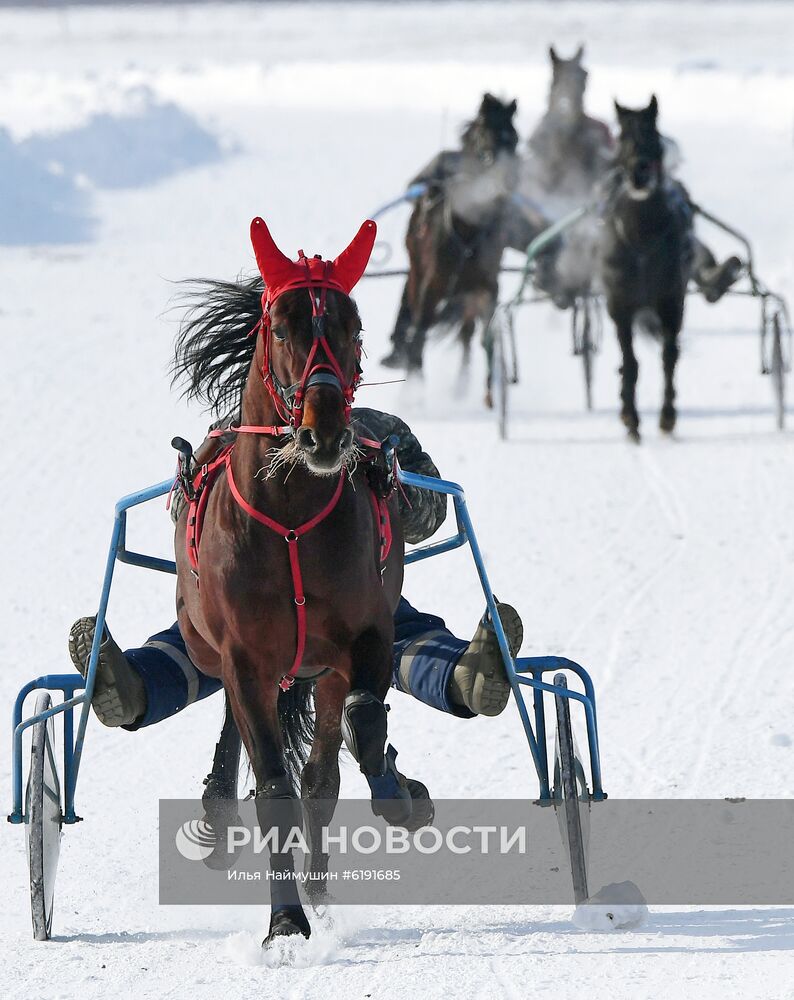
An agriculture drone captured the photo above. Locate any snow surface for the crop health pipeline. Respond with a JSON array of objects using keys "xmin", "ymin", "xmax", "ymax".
[
  {"xmin": 20, "ymin": 85, "xmax": 226, "ymax": 191},
  {"xmin": 1, "ymin": 2, "xmax": 793, "ymax": 998},
  {"xmin": 1, "ymin": 82, "xmax": 226, "ymax": 244}
]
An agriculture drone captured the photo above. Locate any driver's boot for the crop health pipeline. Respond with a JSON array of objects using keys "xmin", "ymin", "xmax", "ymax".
[
  {"xmin": 698, "ymin": 255, "xmax": 743, "ymax": 303},
  {"xmin": 68, "ymin": 617, "xmax": 147, "ymax": 727},
  {"xmin": 449, "ymin": 603, "xmax": 523, "ymax": 716}
]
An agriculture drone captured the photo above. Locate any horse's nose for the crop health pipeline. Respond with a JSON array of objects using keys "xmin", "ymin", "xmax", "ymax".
[
  {"xmin": 297, "ymin": 425, "xmax": 354, "ymax": 455},
  {"xmin": 633, "ymin": 159, "xmax": 652, "ymax": 187},
  {"xmin": 296, "ymin": 426, "xmax": 318, "ymax": 453},
  {"xmin": 337, "ymin": 427, "xmax": 355, "ymax": 453}
]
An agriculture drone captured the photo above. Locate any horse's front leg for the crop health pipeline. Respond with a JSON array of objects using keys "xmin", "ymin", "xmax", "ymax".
[
  {"xmin": 405, "ymin": 272, "xmax": 444, "ymax": 374},
  {"xmin": 203, "ymin": 691, "xmax": 241, "ymax": 809},
  {"xmin": 658, "ymin": 300, "xmax": 683, "ymax": 434},
  {"xmin": 225, "ymin": 657, "xmax": 310, "ymax": 946},
  {"xmin": 300, "ymin": 670, "xmax": 350, "ymax": 900},
  {"xmin": 381, "ymin": 282, "xmax": 413, "ymax": 368},
  {"xmin": 615, "ymin": 317, "xmax": 640, "ymax": 441},
  {"xmin": 340, "ymin": 627, "xmax": 417, "ymax": 827},
  {"xmin": 199, "ymin": 691, "xmax": 243, "ymax": 871}
]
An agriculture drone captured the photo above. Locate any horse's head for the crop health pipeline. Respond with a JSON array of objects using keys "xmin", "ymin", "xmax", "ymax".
[
  {"xmin": 250, "ymin": 218, "xmax": 375, "ymax": 476},
  {"xmin": 614, "ymin": 95, "xmax": 664, "ymax": 200},
  {"xmin": 461, "ymin": 93, "xmax": 519, "ymax": 164},
  {"xmin": 548, "ymin": 44, "xmax": 587, "ymax": 122}
]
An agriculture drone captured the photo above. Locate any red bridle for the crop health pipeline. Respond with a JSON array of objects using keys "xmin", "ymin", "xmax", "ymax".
[{"xmin": 257, "ymin": 256, "xmax": 362, "ymax": 435}]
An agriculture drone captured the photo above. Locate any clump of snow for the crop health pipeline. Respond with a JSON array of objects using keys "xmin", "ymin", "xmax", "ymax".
[
  {"xmin": 0, "ymin": 125, "xmax": 94, "ymax": 245},
  {"xmin": 221, "ymin": 907, "xmax": 368, "ymax": 968},
  {"xmin": 770, "ymin": 733, "xmax": 792, "ymax": 747},
  {"xmin": 572, "ymin": 881, "xmax": 649, "ymax": 931},
  {"xmin": 21, "ymin": 85, "xmax": 224, "ymax": 190}
]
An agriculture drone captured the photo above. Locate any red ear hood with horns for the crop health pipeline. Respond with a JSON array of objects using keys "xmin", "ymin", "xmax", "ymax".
[{"xmin": 250, "ymin": 217, "xmax": 377, "ymax": 307}]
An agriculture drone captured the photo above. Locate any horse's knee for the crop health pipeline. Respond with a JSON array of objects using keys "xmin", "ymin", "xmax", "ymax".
[
  {"xmin": 619, "ymin": 355, "xmax": 639, "ymax": 384},
  {"xmin": 255, "ymin": 773, "xmax": 296, "ymax": 800},
  {"xmin": 662, "ymin": 339, "xmax": 680, "ymax": 368},
  {"xmin": 301, "ymin": 759, "xmax": 340, "ymax": 799},
  {"xmin": 254, "ymin": 775, "xmax": 302, "ymax": 836}
]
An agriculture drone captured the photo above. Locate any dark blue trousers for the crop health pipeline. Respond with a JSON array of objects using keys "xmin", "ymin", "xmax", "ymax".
[{"xmin": 124, "ymin": 596, "xmax": 472, "ymax": 729}]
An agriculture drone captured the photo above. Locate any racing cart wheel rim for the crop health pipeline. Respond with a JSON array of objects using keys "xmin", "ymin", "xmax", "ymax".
[{"xmin": 25, "ymin": 691, "xmax": 63, "ymax": 941}]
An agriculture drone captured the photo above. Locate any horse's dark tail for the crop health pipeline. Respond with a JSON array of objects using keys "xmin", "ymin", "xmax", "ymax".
[
  {"xmin": 170, "ymin": 274, "xmax": 264, "ymax": 417},
  {"xmin": 277, "ymin": 682, "xmax": 315, "ymax": 790}
]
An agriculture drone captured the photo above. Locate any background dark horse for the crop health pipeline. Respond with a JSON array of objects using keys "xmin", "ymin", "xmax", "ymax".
[
  {"xmin": 524, "ymin": 50, "xmax": 741, "ymax": 311},
  {"xmin": 599, "ymin": 96, "xmax": 694, "ymax": 441},
  {"xmin": 523, "ymin": 45, "xmax": 613, "ymax": 212},
  {"xmin": 382, "ymin": 93, "xmax": 520, "ymax": 381},
  {"xmin": 516, "ymin": 45, "xmax": 614, "ymax": 306}
]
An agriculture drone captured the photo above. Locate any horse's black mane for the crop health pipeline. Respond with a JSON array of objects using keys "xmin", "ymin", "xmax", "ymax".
[{"xmin": 171, "ymin": 275, "xmax": 263, "ymax": 416}]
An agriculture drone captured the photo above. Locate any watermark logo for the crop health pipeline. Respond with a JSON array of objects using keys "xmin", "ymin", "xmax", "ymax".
[{"xmin": 174, "ymin": 819, "xmax": 217, "ymax": 861}]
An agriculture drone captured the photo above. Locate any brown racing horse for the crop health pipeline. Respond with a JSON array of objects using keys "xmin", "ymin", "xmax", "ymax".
[
  {"xmin": 171, "ymin": 218, "xmax": 427, "ymax": 947},
  {"xmin": 383, "ymin": 94, "xmax": 521, "ymax": 382}
]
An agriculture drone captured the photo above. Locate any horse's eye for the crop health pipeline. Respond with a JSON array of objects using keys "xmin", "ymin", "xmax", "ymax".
[{"xmin": 272, "ymin": 325, "xmax": 287, "ymax": 342}]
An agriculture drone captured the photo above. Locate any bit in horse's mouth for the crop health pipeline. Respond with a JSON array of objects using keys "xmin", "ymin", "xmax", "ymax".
[{"xmin": 258, "ymin": 436, "xmax": 363, "ymax": 481}]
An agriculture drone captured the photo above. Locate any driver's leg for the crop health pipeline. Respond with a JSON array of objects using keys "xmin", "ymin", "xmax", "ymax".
[
  {"xmin": 392, "ymin": 596, "xmax": 522, "ymax": 717},
  {"xmin": 68, "ymin": 596, "xmax": 523, "ymax": 730},
  {"xmin": 69, "ymin": 617, "xmax": 221, "ymax": 729},
  {"xmin": 691, "ymin": 238, "xmax": 742, "ymax": 303}
]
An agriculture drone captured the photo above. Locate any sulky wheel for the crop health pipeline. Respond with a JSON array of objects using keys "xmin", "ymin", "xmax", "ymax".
[
  {"xmin": 26, "ymin": 692, "xmax": 63, "ymax": 941},
  {"xmin": 581, "ymin": 299, "xmax": 595, "ymax": 412},
  {"xmin": 552, "ymin": 673, "xmax": 590, "ymax": 905},
  {"xmin": 572, "ymin": 298, "xmax": 596, "ymax": 412},
  {"xmin": 492, "ymin": 318, "xmax": 510, "ymax": 441},
  {"xmin": 771, "ymin": 312, "xmax": 786, "ymax": 431}
]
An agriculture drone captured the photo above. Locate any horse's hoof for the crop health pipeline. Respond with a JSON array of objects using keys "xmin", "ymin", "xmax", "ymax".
[
  {"xmin": 371, "ymin": 787, "xmax": 413, "ymax": 826},
  {"xmin": 484, "ymin": 390, "xmax": 494, "ymax": 409},
  {"xmin": 199, "ymin": 809, "xmax": 244, "ymax": 871},
  {"xmin": 401, "ymin": 778, "xmax": 435, "ymax": 831},
  {"xmin": 659, "ymin": 409, "xmax": 676, "ymax": 434},
  {"xmin": 263, "ymin": 907, "xmax": 311, "ymax": 947},
  {"xmin": 626, "ymin": 427, "xmax": 641, "ymax": 444},
  {"xmin": 201, "ymin": 784, "xmax": 239, "ymax": 822},
  {"xmin": 380, "ymin": 348, "xmax": 407, "ymax": 370}
]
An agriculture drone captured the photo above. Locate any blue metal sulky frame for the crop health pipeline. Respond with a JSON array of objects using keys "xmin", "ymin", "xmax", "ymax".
[
  {"xmin": 400, "ymin": 469, "xmax": 606, "ymax": 802},
  {"xmin": 8, "ymin": 479, "xmax": 177, "ymax": 826},
  {"xmin": 8, "ymin": 468, "xmax": 605, "ymax": 828}
]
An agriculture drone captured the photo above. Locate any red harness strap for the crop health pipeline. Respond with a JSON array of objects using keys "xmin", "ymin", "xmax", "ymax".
[
  {"xmin": 208, "ymin": 423, "xmax": 291, "ymax": 439},
  {"xmin": 224, "ymin": 451, "xmax": 346, "ymax": 691},
  {"xmin": 185, "ymin": 445, "xmax": 235, "ymax": 575},
  {"xmin": 369, "ymin": 492, "xmax": 393, "ymax": 565},
  {"xmin": 180, "ymin": 435, "xmax": 393, "ymax": 692}
]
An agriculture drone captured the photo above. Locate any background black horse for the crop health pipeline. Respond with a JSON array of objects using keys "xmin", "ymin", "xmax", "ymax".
[
  {"xmin": 599, "ymin": 95, "xmax": 695, "ymax": 441},
  {"xmin": 519, "ymin": 49, "xmax": 741, "ymax": 310},
  {"xmin": 381, "ymin": 94, "xmax": 520, "ymax": 380}
]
